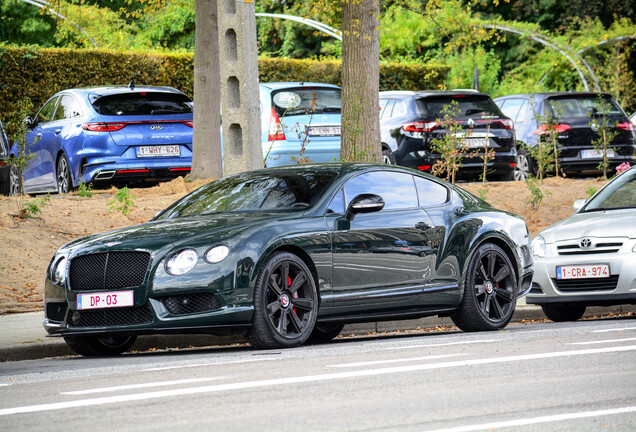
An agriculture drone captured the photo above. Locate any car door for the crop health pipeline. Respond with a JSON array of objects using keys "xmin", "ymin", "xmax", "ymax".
[
  {"xmin": 328, "ymin": 170, "xmax": 436, "ymax": 310},
  {"xmin": 23, "ymin": 96, "xmax": 60, "ymax": 190}
]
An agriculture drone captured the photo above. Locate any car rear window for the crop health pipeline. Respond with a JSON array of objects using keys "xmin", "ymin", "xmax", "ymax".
[
  {"xmin": 271, "ymin": 87, "xmax": 341, "ymax": 118},
  {"xmin": 416, "ymin": 95, "xmax": 503, "ymax": 119},
  {"xmin": 92, "ymin": 92, "xmax": 193, "ymax": 116},
  {"xmin": 546, "ymin": 95, "xmax": 623, "ymax": 118}
]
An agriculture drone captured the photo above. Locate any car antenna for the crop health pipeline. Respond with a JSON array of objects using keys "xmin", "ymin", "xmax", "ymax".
[{"xmin": 128, "ymin": 79, "xmax": 135, "ymax": 90}]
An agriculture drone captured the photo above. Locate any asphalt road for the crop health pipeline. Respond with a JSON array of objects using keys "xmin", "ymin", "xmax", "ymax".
[{"xmin": 1, "ymin": 316, "xmax": 635, "ymax": 431}]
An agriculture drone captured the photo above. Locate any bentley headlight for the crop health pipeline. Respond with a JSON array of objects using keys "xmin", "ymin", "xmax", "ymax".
[
  {"xmin": 532, "ymin": 235, "xmax": 546, "ymax": 258},
  {"xmin": 205, "ymin": 245, "xmax": 230, "ymax": 263},
  {"xmin": 166, "ymin": 249, "xmax": 198, "ymax": 276},
  {"xmin": 52, "ymin": 257, "xmax": 67, "ymax": 284}
]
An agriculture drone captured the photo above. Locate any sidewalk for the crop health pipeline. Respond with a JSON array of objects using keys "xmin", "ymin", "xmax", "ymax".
[{"xmin": 2, "ymin": 302, "xmax": 635, "ymax": 362}]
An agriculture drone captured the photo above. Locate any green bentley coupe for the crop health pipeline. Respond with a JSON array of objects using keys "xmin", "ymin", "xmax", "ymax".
[{"xmin": 44, "ymin": 163, "xmax": 534, "ymax": 356}]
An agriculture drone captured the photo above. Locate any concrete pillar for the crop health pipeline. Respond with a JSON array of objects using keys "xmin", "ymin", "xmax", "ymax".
[{"xmin": 218, "ymin": 0, "xmax": 262, "ymax": 175}]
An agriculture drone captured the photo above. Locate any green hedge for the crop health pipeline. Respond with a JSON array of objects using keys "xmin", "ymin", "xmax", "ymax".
[{"xmin": 0, "ymin": 45, "xmax": 448, "ymax": 141}]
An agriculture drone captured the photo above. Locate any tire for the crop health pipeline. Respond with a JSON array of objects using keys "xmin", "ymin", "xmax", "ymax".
[
  {"xmin": 56, "ymin": 154, "xmax": 72, "ymax": 194},
  {"xmin": 64, "ymin": 335, "xmax": 137, "ymax": 356},
  {"xmin": 541, "ymin": 304, "xmax": 586, "ymax": 322},
  {"xmin": 309, "ymin": 322, "xmax": 344, "ymax": 342},
  {"xmin": 382, "ymin": 148, "xmax": 396, "ymax": 165},
  {"xmin": 451, "ymin": 243, "xmax": 518, "ymax": 332},
  {"xmin": 514, "ymin": 150, "xmax": 533, "ymax": 181},
  {"xmin": 246, "ymin": 252, "xmax": 318, "ymax": 349}
]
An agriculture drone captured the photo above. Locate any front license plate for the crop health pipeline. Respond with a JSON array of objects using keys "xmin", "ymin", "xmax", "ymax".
[
  {"xmin": 136, "ymin": 145, "xmax": 181, "ymax": 157},
  {"xmin": 581, "ymin": 149, "xmax": 616, "ymax": 159},
  {"xmin": 77, "ymin": 290, "xmax": 134, "ymax": 310},
  {"xmin": 556, "ymin": 264, "xmax": 610, "ymax": 280},
  {"xmin": 307, "ymin": 126, "xmax": 341, "ymax": 136}
]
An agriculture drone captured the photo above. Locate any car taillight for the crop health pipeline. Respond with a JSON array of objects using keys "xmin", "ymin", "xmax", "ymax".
[
  {"xmin": 82, "ymin": 122, "xmax": 127, "ymax": 132},
  {"xmin": 268, "ymin": 107, "xmax": 286, "ymax": 141},
  {"xmin": 534, "ymin": 124, "xmax": 571, "ymax": 135},
  {"xmin": 417, "ymin": 165, "xmax": 432, "ymax": 171},
  {"xmin": 499, "ymin": 119, "xmax": 514, "ymax": 130},
  {"xmin": 402, "ymin": 122, "xmax": 438, "ymax": 133},
  {"xmin": 618, "ymin": 122, "xmax": 634, "ymax": 131},
  {"xmin": 183, "ymin": 120, "xmax": 194, "ymax": 128}
]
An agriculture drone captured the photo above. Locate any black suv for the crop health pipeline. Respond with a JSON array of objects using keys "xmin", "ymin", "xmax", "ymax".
[
  {"xmin": 495, "ymin": 92, "xmax": 636, "ymax": 179},
  {"xmin": 380, "ymin": 90, "xmax": 517, "ymax": 180}
]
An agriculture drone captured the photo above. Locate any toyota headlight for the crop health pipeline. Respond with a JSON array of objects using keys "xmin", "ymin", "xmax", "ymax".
[
  {"xmin": 532, "ymin": 235, "xmax": 546, "ymax": 258},
  {"xmin": 52, "ymin": 257, "xmax": 67, "ymax": 284},
  {"xmin": 165, "ymin": 249, "xmax": 198, "ymax": 276},
  {"xmin": 205, "ymin": 245, "xmax": 230, "ymax": 263}
]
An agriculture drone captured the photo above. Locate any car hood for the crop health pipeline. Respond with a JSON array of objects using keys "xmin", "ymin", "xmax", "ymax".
[
  {"xmin": 539, "ymin": 209, "xmax": 636, "ymax": 242},
  {"xmin": 58, "ymin": 212, "xmax": 296, "ymax": 256}
]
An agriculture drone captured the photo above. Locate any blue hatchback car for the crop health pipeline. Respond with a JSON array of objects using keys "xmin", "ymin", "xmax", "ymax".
[
  {"xmin": 9, "ymin": 85, "xmax": 193, "ymax": 194},
  {"xmin": 260, "ymin": 82, "xmax": 341, "ymax": 167}
]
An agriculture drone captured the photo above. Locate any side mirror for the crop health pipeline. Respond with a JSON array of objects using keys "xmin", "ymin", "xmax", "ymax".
[
  {"xmin": 573, "ymin": 198, "xmax": 586, "ymax": 212},
  {"xmin": 344, "ymin": 193, "xmax": 385, "ymax": 221},
  {"xmin": 23, "ymin": 117, "xmax": 34, "ymax": 129}
]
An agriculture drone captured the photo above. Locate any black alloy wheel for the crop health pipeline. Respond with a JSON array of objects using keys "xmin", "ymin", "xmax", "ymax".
[
  {"xmin": 64, "ymin": 335, "xmax": 137, "ymax": 356},
  {"xmin": 541, "ymin": 304, "xmax": 586, "ymax": 322},
  {"xmin": 452, "ymin": 243, "xmax": 517, "ymax": 331},
  {"xmin": 247, "ymin": 252, "xmax": 318, "ymax": 349},
  {"xmin": 57, "ymin": 155, "xmax": 72, "ymax": 194}
]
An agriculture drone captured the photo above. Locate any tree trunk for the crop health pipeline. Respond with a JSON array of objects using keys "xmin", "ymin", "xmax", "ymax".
[
  {"xmin": 340, "ymin": 0, "xmax": 381, "ymax": 163},
  {"xmin": 191, "ymin": 0, "xmax": 223, "ymax": 180}
]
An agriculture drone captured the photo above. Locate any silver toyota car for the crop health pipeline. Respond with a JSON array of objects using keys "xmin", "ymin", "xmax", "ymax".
[{"xmin": 528, "ymin": 166, "xmax": 636, "ymax": 321}]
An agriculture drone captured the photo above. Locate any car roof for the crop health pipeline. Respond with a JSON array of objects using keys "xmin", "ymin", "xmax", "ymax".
[
  {"xmin": 495, "ymin": 92, "xmax": 613, "ymax": 100},
  {"xmin": 259, "ymin": 82, "xmax": 341, "ymax": 90},
  {"xmin": 379, "ymin": 90, "xmax": 491, "ymax": 99},
  {"xmin": 60, "ymin": 86, "xmax": 188, "ymax": 97}
]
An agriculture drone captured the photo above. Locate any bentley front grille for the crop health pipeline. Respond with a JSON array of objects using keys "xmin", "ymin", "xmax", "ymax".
[{"xmin": 69, "ymin": 251, "xmax": 151, "ymax": 291}]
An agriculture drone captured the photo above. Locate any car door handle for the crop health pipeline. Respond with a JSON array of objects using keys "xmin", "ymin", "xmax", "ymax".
[
  {"xmin": 54, "ymin": 128, "xmax": 62, "ymax": 134},
  {"xmin": 415, "ymin": 222, "xmax": 431, "ymax": 231}
]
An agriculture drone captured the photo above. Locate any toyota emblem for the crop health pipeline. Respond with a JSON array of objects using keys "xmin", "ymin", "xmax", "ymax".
[
  {"xmin": 580, "ymin": 238, "xmax": 592, "ymax": 248},
  {"xmin": 150, "ymin": 124, "xmax": 163, "ymax": 130}
]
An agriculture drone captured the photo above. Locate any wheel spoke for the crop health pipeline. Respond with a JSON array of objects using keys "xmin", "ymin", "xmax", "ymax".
[
  {"xmin": 495, "ymin": 287, "xmax": 513, "ymax": 303},
  {"xmin": 267, "ymin": 300, "xmax": 281, "ymax": 316},
  {"xmin": 292, "ymin": 297, "xmax": 313, "ymax": 311},
  {"xmin": 487, "ymin": 252, "xmax": 496, "ymax": 278},
  {"xmin": 491, "ymin": 297, "xmax": 505, "ymax": 319},
  {"xmin": 277, "ymin": 309, "xmax": 288, "ymax": 336},
  {"xmin": 268, "ymin": 275, "xmax": 282, "ymax": 296},
  {"xmin": 289, "ymin": 310, "xmax": 303, "ymax": 333},
  {"xmin": 474, "ymin": 284, "xmax": 486, "ymax": 295},
  {"xmin": 288, "ymin": 272, "xmax": 306, "ymax": 294},
  {"xmin": 493, "ymin": 265, "xmax": 511, "ymax": 284},
  {"xmin": 478, "ymin": 262, "xmax": 489, "ymax": 281},
  {"xmin": 280, "ymin": 263, "xmax": 289, "ymax": 289}
]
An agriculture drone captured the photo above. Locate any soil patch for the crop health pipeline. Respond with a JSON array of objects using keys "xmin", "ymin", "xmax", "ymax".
[{"xmin": 0, "ymin": 175, "xmax": 607, "ymax": 315}]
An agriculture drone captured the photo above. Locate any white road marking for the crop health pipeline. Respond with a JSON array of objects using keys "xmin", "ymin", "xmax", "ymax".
[
  {"xmin": 568, "ymin": 337, "xmax": 636, "ymax": 345},
  {"xmin": 1, "ymin": 344, "xmax": 635, "ymax": 417},
  {"xmin": 143, "ymin": 357, "xmax": 277, "ymax": 371},
  {"xmin": 420, "ymin": 406, "xmax": 636, "ymax": 432},
  {"xmin": 386, "ymin": 339, "xmax": 498, "ymax": 350},
  {"xmin": 60, "ymin": 377, "xmax": 228, "ymax": 395},
  {"xmin": 328, "ymin": 354, "xmax": 464, "ymax": 368},
  {"xmin": 593, "ymin": 326, "xmax": 636, "ymax": 333}
]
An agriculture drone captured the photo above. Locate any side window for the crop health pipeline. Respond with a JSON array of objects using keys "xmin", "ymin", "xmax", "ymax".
[
  {"xmin": 381, "ymin": 100, "xmax": 395, "ymax": 120},
  {"xmin": 498, "ymin": 98, "xmax": 524, "ymax": 122},
  {"xmin": 379, "ymin": 99, "xmax": 389, "ymax": 118},
  {"xmin": 391, "ymin": 100, "xmax": 406, "ymax": 118},
  {"xmin": 515, "ymin": 100, "xmax": 528, "ymax": 123},
  {"xmin": 414, "ymin": 176, "xmax": 448, "ymax": 207},
  {"xmin": 53, "ymin": 95, "xmax": 82, "ymax": 121},
  {"xmin": 327, "ymin": 188, "xmax": 345, "ymax": 214},
  {"xmin": 344, "ymin": 171, "xmax": 418, "ymax": 210},
  {"xmin": 36, "ymin": 97, "xmax": 59, "ymax": 125}
]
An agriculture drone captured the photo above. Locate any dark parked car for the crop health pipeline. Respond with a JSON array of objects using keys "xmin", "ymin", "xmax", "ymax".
[
  {"xmin": 379, "ymin": 90, "xmax": 517, "ymax": 180},
  {"xmin": 8, "ymin": 85, "xmax": 194, "ymax": 195},
  {"xmin": 44, "ymin": 163, "xmax": 534, "ymax": 356},
  {"xmin": 495, "ymin": 92, "xmax": 636, "ymax": 180},
  {"xmin": 0, "ymin": 118, "xmax": 12, "ymax": 196}
]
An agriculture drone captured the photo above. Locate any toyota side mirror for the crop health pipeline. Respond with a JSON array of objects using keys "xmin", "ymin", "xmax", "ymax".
[{"xmin": 573, "ymin": 198, "xmax": 586, "ymax": 212}]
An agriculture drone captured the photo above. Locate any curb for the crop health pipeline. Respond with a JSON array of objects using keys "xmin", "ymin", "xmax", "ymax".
[{"xmin": 1, "ymin": 305, "xmax": 635, "ymax": 362}]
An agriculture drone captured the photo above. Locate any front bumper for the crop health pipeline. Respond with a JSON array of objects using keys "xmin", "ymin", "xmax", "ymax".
[{"xmin": 527, "ymin": 238, "xmax": 636, "ymax": 306}]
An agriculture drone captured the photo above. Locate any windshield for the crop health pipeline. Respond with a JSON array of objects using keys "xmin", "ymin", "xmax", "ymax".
[
  {"xmin": 547, "ymin": 95, "xmax": 623, "ymax": 118},
  {"xmin": 582, "ymin": 169, "xmax": 636, "ymax": 212},
  {"xmin": 271, "ymin": 87, "xmax": 341, "ymax": 118},
  {"xmin": 157, "ymin": 170, "xmax": 338, "ymax": 219},
  {"xmin": 92, "ymin": 92, "xmax": 193, "ymax": 116},
  {"xmin": 416, "ymin": 95, "xmax": 504, "ymax": 119}
]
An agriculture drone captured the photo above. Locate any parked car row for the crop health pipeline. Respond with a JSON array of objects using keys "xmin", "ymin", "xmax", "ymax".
[{"xmin": 2, "ymin": 83, "xmax": 635, "ymax": 196}]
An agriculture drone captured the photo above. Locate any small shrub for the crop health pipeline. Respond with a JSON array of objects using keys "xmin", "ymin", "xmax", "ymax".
[
  {"xmin": 525, "ymin": 176, "xmax": 551, "ymax": 209},
  {"xmin": 585, "ymin": 185, "xmax": 598, "ymax": 198},
  {"xmin": 77, "ymin": 181, "xmax": 93, "ymax": 197},
  {"xmin": 19, "ymin": 194, "xmax": 51, "ymax": 219},
  {"xmin": 109, "ymin": 187, "xmax": 136, "ymax": 215}
]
